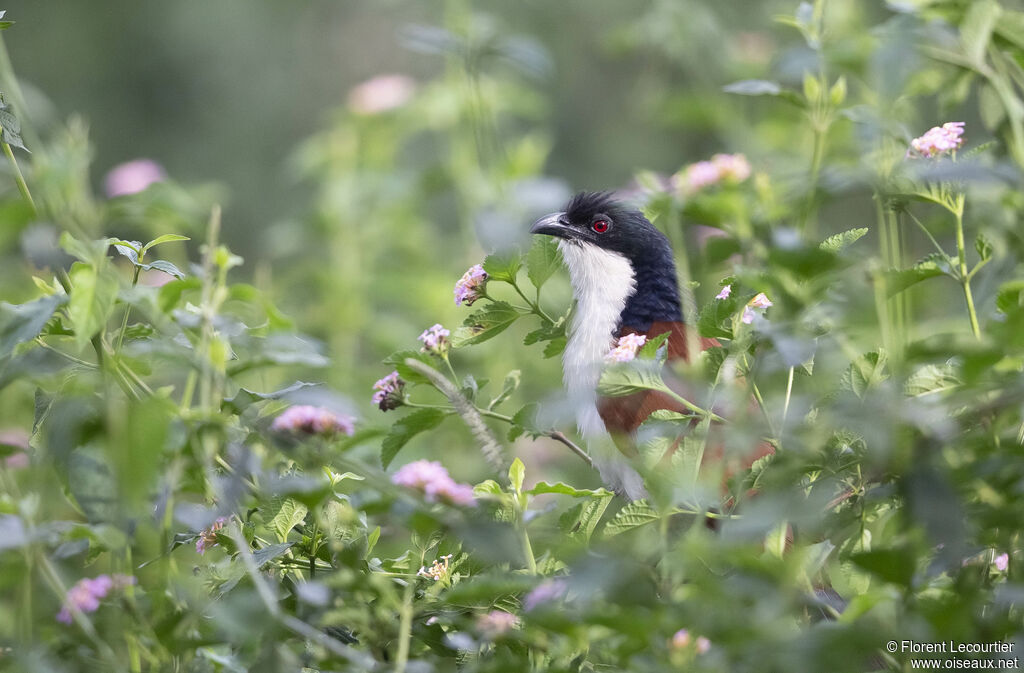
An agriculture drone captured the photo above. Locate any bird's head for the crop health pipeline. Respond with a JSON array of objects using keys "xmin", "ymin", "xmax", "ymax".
[{"xmin": 530, "ymin": 192, "xmax": 682, "ymax": 330}]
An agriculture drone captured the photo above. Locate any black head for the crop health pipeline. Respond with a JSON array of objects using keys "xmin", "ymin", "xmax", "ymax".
[
  {"xmin": 531, "ymin": 191, "xmax": 683, "ymax": 329},
  {"xmin": 530, "ymin": 192, "xmax": 673, "ymax": 266}
]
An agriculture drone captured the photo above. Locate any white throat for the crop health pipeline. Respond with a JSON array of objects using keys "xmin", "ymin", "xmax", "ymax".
[{"xmin": 558, "ymin": 239, "xmax": 636, "ymax": 436}]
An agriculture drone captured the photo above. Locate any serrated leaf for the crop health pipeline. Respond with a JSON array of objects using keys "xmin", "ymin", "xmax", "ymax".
[
  {"xmin": 603, "ymin": 500, "xmax": 660, "ymax": 537},
  {"xmin": 542, "ymin": 336, "xmax": 566, "ymax": 358},
  {"xmin": 452, "ymin": 301, "xmax": 520, "ymax": 347},
  {"xmin": 883, "ymin": 256, "xmax": 949, "ymax": 297},
  {"xmin": 0, "ymin": 101, "xmax": 27, "ymax": 152},
  {"xmin": 566, "ymin": 495, "xmax": 612, "ymax": 543},
  {"xmin": 526, "ymin": 236, "xmax": 560, "ymax": 290},
  {"xmin": 523, "ymin": 318, "xmax": 564, "ymax": 346},
  {"xmin": 270, "ymin": 498, "xmax": 308, "ymax": 543},
  {"xmin": 819, "ymin": 228, "xmax": 868, "ymax": 253},
  {"xmin": 142, "ymin": 234, "xmax": 190, "ymax": 254},
  {"xmin": 143, "ymin": 259, "xmax": 185, "ymax": 280},
  {"xmin": 507, "ymin": 403, "xmax": 540, "ymax": 441},
  {"xmin": 252, "ymin": 542, "xmax": 295, "ymax": 568},
  {"xmin": 67, "ymin": 264, "xmax": 119, "ymax": 351},
  {"xmin": 637, "ymin": 331, "xmax": 670, "ymax": 360},
  {"xmin": 996, "ymin": 280, "xmax": 1024, "ymax": 315},
  {"xmin": 698, "ymin": 297, "xmax": 738, "ymax": 339},
  {"xmin": 597, "ymin": 360, "xmax": 672, "ymax": 399},
  {"xmin": 974, "ymin": 233, "xmax": 993, "ymax": 262},
  {"xmin": 527, "ymin": 481, "xmax": 613, "ymax": 498},
  {"xmin": 0, "ymin": 294, "xmax": 67, "ymax": 359},
  {"xmin": 381, "ymin": 408, "xmax": 447, "ymax": 468},
  {"xmin": 841, "ymin": 350, "xmax": 889, "ymax": 399},
  {"xmin": 905, "ymin": 364, "xmax": 960, "ymax": 397},
  {"xmin": 723, "ymin": 79, "xmax": 782, "ymax": 96},
  {"xmin": 489, "ymin": 370, "xmax": 520, "ymax": 409},
  {"xmin": 482, "ymin": 253, "xmax": 522, "ymax": 284}
]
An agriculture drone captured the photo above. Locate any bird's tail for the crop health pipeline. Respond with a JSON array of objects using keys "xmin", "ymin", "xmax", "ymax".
[{"xmin": 589, "ymin": 436, "xmax": 648, "ymax": 501}]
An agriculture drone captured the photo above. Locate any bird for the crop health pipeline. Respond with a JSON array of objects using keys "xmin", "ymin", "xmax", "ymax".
[{"xmin": 530, "ymin": 191, "xmax": 772, "ymax": 500}]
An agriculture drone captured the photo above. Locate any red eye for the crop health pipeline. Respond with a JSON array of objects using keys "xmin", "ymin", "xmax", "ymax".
[{"xmin": 592, "ymin": 219, "xmax": 609, "ymax": 233}]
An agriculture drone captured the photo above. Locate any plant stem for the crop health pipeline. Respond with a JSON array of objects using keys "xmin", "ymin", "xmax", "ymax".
[
  {"xmin": 3, "ymin": 140, "xmax": 36, "ymax": 215},
  {"xmin": 782, "ymin": 366, "xmax": 794, "ymax": 434},
  {"xmin": 116, "ymin": 265, "xmax": 143, "ymax": 351},
  {"xmin": 953, "ymin": 201, "xmax": 981, "ymax": 339},
  {"xmin": 394, "ymin": 580, "xmax": 415, "ymax": 673},
  {"xmin": 518, "ymin": 514, "xmax": 538, "ymax": 575},
  {"xmin": 512, "ymin": 280, "xmax": 554, "ymax": 323}
]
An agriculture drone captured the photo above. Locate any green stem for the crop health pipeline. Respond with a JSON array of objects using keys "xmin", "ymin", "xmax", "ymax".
[
  {"xmin": 394, "ymin": 580, "xmax": 415, "ymax": 673},
  {"xmin": 749, "ymin": 381, "xmax": 777, "ymax": 438},
  {"xmin": 953, "ymin": 202, "xmax": 981, "ymax": 339},
  {"xmin": 512, "ymin": 280, "xmax": 554, "ymax": 323},
  {"xmin": 116, "ymin": 265, "xmax": 143, "ymax": 351},
  {"xmin": 782, "ymin": 366, "xmax": 794, "ymax": 435},
  {"xmin": 518, "ymin": 515, "xmax": 538, "ymax": 575},
  {"xmin": 3, "ymin": 140, "xmax": 36, "ymax": 215}
]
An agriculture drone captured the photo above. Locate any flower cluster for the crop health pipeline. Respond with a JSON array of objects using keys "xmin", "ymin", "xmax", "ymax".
[
  {"xmin": 605, "ymin": 333, "xmax": 647, "ymax": 363},
  {"xmin": 196, "ymin": 517, "xmax": 228, "ymax": 555},
  {"xmin": 57, "ymin": 574, "xmax": 136, "ymax": 624},
  {"xmin": 476, "ymin": 610, "xmax": 519, "ymax": 638},
  {"xmin": 418, "ymin": 554, "xmax": 454, "ymax": 581},
  {"xmin": 391, "ymin": 460, "xmax": 476, "ymax": 506},
  {"xmin": 104, "ymin": 159, "xmax": 166, "ymax": 198},
  {"xmin": 670, "ymin": 629, "xmax": 711, "ymax": 654},
  {"xmin": 523, "ymin": 578, "xmax": 569, "ymax": 611},
  {"xmin": 995, "ymin": 552, "xmax": 1009, "ymax": 572},
  {"xmin": 372, "ymin": 371, "xmax": 405, "ymax": 411},
  {"xmin": 347, "ymin": 74, "xmax": 416, "ymax": 115},
  {"xmin": 419, "ymin": 323, "xmax": 451, "ymax": 355},
  {"xmin": 715, "ymin": 284, "xmax": 732, "ymax": 300},
  {"xmin": 907, "ymin": 122, "xmax": 965, "ymax": 158},
  {"xmin": 454, "ymin": 264, "xmax": 488, "ymax": 306},
  {"xmin": 742, "ymin": 292, "xmax": 773, "ymax": 324},
  {"xmin": 677, "ymin": 153, "xmax": 751, "ymax": 194},
  {"xmin": 271, "ymin": 405, "xmax": 355, "ymax": 436}
]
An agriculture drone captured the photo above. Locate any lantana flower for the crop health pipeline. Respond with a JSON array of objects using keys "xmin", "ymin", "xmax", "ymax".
[
  {"xmin": 605, "ymin": 333, "xmax": 647, "ymax": 363},
  {"xmin": 347, "ymin": 74, "xmax": 416, "ymax": 115},
  {"xmin": 57, "ymin": 574, "xmax": 137, "ymax": 624},
  {"xmin": 392, "ymin": 460, "xmax": 476, "ymax": 506},
  {"xmin": 271, "ymin": 405, "xmax": 355, "ymax": 436},
  {"xmin": 670, "ymin": 629, "xmax": 711, "ymax": 654},
  {"xmin": 454, "ymin": 264, "xmax": 488, "ymax": 306},
  {"xmin": 995, "ymin": 552, "xmax": 1009, "ymax": 572},
  {"xmin": 196, "ymin": 517, "xmax": 228, "ymax": 555},
  {"xmin": 104, "ymin": 159, "xmax": 166, "ymax": 198},
  {"xmin": 741, "ymin": 292, "xmax": 773, "ymax": 324},
  {"xmin": 476, "ymin": 610, "xmax": 519, "ymax": 638},
  {"xmin": 676, "ymin": 153, "xmax": 751, "ymax": 194},
  {"xmin": 715, "ymin": 284, "xmax": 732, "ymax": 300},
  {"xmin": 419, "ymin": 324, "xmax": 451, "ymax": 355},
  {"xmin": 372, "ymin": 371, "xmax": 405, "ymax": 411},
  {"xmin": 907, "ymin": 122, "xmax": 965, "ymax": 158},
  {"xmin": 418, "ymin": 554, "xmax": 454, "ymax": 582}
]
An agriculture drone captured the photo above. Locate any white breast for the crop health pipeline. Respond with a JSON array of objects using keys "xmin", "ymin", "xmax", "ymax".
[{"xmin": 558, "ymin": 240, "xmax": 636, "ymax": 437}]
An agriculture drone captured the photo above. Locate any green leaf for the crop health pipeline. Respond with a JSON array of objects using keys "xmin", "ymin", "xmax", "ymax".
[
  {"xmin": 523, "ymin": 317, "xmax": 564, "ymax": 346},
  {"xmin": 67, "ymin": 264, "xmax": 120, "ymax": 351},
  {"xmin": 223, "ymin": 381, "xmax": 318, "ymax": 415},
  {"xmin": 452, "ymin": 301, "xmax": 520, "ymax": 347},
  {"xmin": 905, "ymin": 364, "xmax": 960, "ymax": 397},
  {"xmin": 698, "ymin": 296, "xmax": 738, "ymax": 339},
  {"xmin": 974, "ymin": 233, "xmax": 993, "ymax": 262},
  {"xmin": 819, "ymin": 228, "xmax": 868, "ymax": 253},
  {"xmin": 253, "ymin": 542, "xmax": 295, "ymax": 568},
  {"xmin": 0, "ymin": 294, "xmax": 67, "ymax": 359},
  {"xmin": 637, "ymin": 331, "xmax": 670, "ymax": 360},
  {"xmin": 143, "ymin": 260, "xmax": 185, "ymax": 280},
  {"xmin": 526, "ymin": 236, "xmax": 560, "ymax": 290},
  {"xmin": 112, "ymin": 240, "xmax": 142, "ymax": 265},
  {"xmin": 603, "ymin": 500, "xmax": 660, "ymax": 537},
  {"xmin": 381, "ymin": 408, "xmax": 447, "ymax": 468},
  {"xmin": 996, "ymin": 280, "xmax": 1024, "ymax": 315},
  {"xmin": 597, "ymin": 361, "xmax": 672, "ymax": 399},
  {"xmin": 60, "ymin": 233, "xmax": 113, "ymax": 265},
  {"xmin": 508, "ymin": 457, "xmax": 525, "ymax": 493},
  {"xmin": 270, "ymin": 498, "xmax": 308, "ymax": 543},
  {"xmin": 482, "ymin": 253, "xmax": 522, "ymax": 284},
  {"xmin": 527, "ymin": 482, "xmax": 613, "ymax": 498},
  {"xmin": 565, "ymin": 495, "xmax": 613, "ymax": 543},
  {"xmin": 0, "ymin": 99, "xmax": 27, "ymax": 152},
  {"xmin": 507, "ymin": 403, "xmax": 540, "ymax": 441},
  {"xmin": 383, "ymin": 349, "xmax": 436, "ymax": 384},
  {"xmin": 883, "ymin": 255, "xmax": 949, "ymax": 297},
  {"xmin": 851, "ymin": 547, "xmax": 915, "ymax": 588},
  {"xmin": 142, "ymin": 234, "xmax": 190, "ymax": 254},
  {"xmin": 841, "ymin": 350, "xmax": 889, "ymax": 399},
  {"xmin": 542, "ymin": 336, "xmax": 566, "ymax": 358},
  {"xmin": 489, "ymin": 370, "xmax": 520, "ymax": 409},
  {"xmin": 960, "ymin": 0, "xmax": 1001, "ymax": 66}
]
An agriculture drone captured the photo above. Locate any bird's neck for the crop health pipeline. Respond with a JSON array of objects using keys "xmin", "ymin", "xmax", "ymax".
[{"xmin": 618, "ymin": 249, "xmax": 683, "ymax": 331}]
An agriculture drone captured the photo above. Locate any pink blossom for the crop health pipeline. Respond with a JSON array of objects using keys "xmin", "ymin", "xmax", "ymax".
[
  {"xmin": 741, "ymin": 292, "xmax": 773, "ymax": 324},
  {"xmin": 908, "ymin": 122, "xmax": 965, "ymax": 158},
  {"xmin": 372, "ymin": 371, "xmax": 405, "ymax": 411},
  {"xmin": 696, "ymin": 636, "xmax": 711, "ymax": 654},
  {"xmin": 418, "ymin": 324, "xmax": 450, "ymax": 354},
  {"xmin": 715, "ymin": 284, "xmax": 732, "ymax": 300},
  {"xmin": 104, "ymin": 159, "xmax": 166, "ymax": 197},
  {"xmin": 271, "ymin": 405, "xmax": 355, "ymax": 436},
  {"xmin": 347, "ymin": 75, "xmax": 416, "ymax": 115},
  {"xmin": 682, "ymin": 161, "xmax": 720, "ymax": 193},
  {"xmin": 57, "ymin": 574, "xmax": 136, "ymax": 624},
  {"xmin": 671, "ymin": 629, "xmax": 692, "ymax": 649},
  {"xmin": 196, "ymin": 517, "xmax": 228, "ymax": 555},
  {"xmin": 712, "ymin": 153, "xmax": 751, "ymax": 182},
  {"xmin": 677, "ymin": 153, "xmax": 751, "ymax": 194},
  {"xmin": 392, "ymin": 460, "xmax": 476, "ymax": 506},
  {"xmin": 454, "ymin": 264, "xmax": 488, "ymax": 306},
  {"xmin": 476, "ymin": 610, "xmax": 519, "ymax": 637},
  {"xmin": 522, "ymin": 578, "xmax": 568, "ymax": 611},
  {"xmin": 995, "ymin": 553, "xmax": 1009, "ymax": 572},
  {"xmin": 605, "ymin": 333, "xmax": 647, "ymax": 363}
]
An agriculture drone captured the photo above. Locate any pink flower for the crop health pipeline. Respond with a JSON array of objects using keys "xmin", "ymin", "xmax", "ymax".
[
  {"xmin": 372, "ymin": 371, "xmax": 405, "ymax": 411},
  {"xmin": 454, "ymin": 264, "xmax": 488, "ymax": 306},
  {"xmin": 522, "ymin": 578, "xmax": 568, "ymax": 611},
  {"xmin": 271, "ymin": 405, "xmax": 355, "ymax": 436},
  {"xmin": 418, "ymin": 324, "xmax": 451, "ymax": 354},
  {"xmin": 392, "ymin": 460, "xmax": 476, "ymax": 506},
  {"xmin": 908, "ymin": 122, "xmax": 965, "ymax": 158},
  {"xmin": 711, "ymin": 153, "xmax": 751, "ymax": 182},
  {"xmin": 104, "ymin": 159, "xmax": 166, "ymax": 197},
  {"xmin": 715, "ymin": 284, "xmax": 732, "ymax": 300},
  {"xmin": 605, "ymin": 333, "xmax": 647, "ymax": 363},
  {"xmin": 696, "ymin": 636, "xmax": 711, "ymax": 654},
  {"xmin": 196, "ymin": 517, "xmax": 228, "ymax": 555},
  {"xmin": 476, "ymin": 610, "xmax": 519, "ymax": 637},
  {"xmin": 681, "ymin": 160, "xmax": 720, "ymax": 193},
  {"xmin": 57, "ymin": 574, "xmax": 136, "ymax": 624},
  {"xmin": 347, "ymin": 75, "xmax": 416, "ymax": 115},
  {"xmin": 671, "ymin": 629, "xmax": 692, "ymax": 649},
  {"xmin": 676, "ymin": 153, "xmax": 751, "ymax": 194},
  {"xmin": 995, "ymin": 553, "xmax": 1009, "ymax": 572},
  {"xmin": 741, "ymin": 292, "xmax": 773, "ymax": 324}
]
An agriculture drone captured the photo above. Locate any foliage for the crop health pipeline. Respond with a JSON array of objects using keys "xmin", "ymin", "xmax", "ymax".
[{"xmin": 1, "ymin": 2, "xmax": 1023, "ymax": 672}]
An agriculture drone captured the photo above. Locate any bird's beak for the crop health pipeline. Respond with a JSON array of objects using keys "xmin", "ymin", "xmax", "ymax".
[{"xmin": 530, "ymin": 211, "xmax": 574, "ymax": 239}]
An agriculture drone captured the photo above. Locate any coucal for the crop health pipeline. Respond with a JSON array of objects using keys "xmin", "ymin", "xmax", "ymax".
[{"xmin": 531, "ymin": 191, "xmax": 772, "ymax": 500}]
